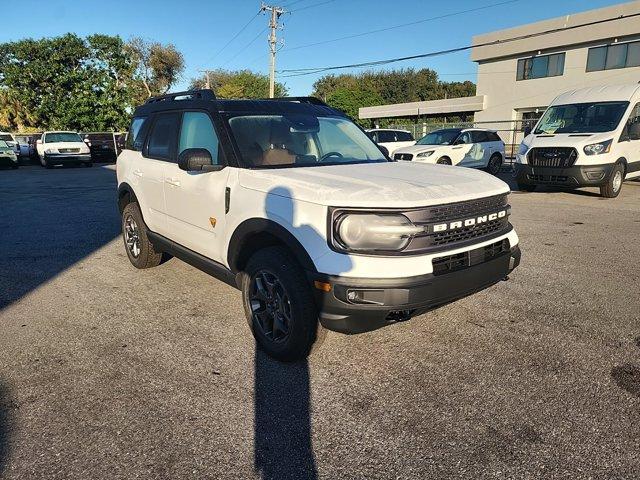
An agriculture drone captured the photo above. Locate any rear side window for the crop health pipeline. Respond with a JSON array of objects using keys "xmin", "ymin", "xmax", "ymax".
[
  {"xmin": 146, "ymin": 112, "xmax": 180, "ymax": 161},
  {"xmin": 377, "ymin": 131, "xmax": 396, "ymax": 143},
  {"xmin": 471, "ymin": 131, "xmax": 489, "ymax": 143},
  {"xmin": 125, "ymin": 116, "xmax": 147, "ymax": 151},
  {"xmin": 396, "ymin": 131, "xmax": 414, "ymax": 141}
]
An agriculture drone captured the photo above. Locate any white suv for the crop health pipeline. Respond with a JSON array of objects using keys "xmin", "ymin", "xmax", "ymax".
[
  {"xmin": 117, "ymin": 91, "xmax": 521, "ymax": 361},
  {"xmin": 366, "ymin": 128, "xmax": 415, "ymax": 156},
  {"xmin": 394, "ymin": 128, "xmax": 505, "ymax": 175}
]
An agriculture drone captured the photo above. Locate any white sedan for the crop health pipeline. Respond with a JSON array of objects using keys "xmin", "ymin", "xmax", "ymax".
[{"xmin": 393, "ymin": 128, "xmax": 505, "ymax": 175}]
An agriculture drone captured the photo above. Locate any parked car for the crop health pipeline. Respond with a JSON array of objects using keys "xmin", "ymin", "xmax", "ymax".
[
  {"xmin": 0, "ymin": 132, "xmax": 21, "ymax": 157},
  {"xmin": 14, "ymin": 135, "xmax": 35, "ymax": 158},
  {"xmin": 36, "ymin": 131, "xmax": 92, "ymax": 168},
  {"xmin": 366, "ymin": 128, "xmax": 415, "ymax": 156},
  {"xmin": 0, "ymin": 140, "xmax": 18, "ymax": 169},
  {"xmin": 516, "ymin": 82, "xmax": 640, "ymax": 197},
  {"xmin": 116, "ymin": 90, "xmax": 521, "ymax": 361},
  {"xmin": 393, "ymin": 128, "xmax": 505, "ymax": 175}
]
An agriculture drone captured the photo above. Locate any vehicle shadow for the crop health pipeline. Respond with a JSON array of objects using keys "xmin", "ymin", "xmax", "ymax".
[
  {"xmin": 0, "ymin": 380, "xmax": 14, "ymax": 477},
  {"xmin": 0, "ymin": 166, "xmax": 121, "ymax": 310},
  {"xmin": 253, "ymin": 186, "xmax": 352, "ymax": 480}
]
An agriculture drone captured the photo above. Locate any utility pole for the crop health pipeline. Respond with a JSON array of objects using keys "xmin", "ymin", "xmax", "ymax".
[
  {"xmin": 197, "ymin": 69, "xmax": 213, "ymax": 90},
  {"xmin": 261, "ymin": 3, "xmax": 285, "ymax": 98}
]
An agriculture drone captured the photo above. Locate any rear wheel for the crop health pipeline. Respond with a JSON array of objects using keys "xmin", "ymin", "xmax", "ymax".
[
  {"xmin": 242, "ymin": 246, "xmax": 322, "ymax": 362},
  {"xmin": 486, "ymin": 153, "xmax": 502, "ymax": 175},
  {"xmin": 600, "ymin": 162, "xmax": 624, "ymax": 198},
  {"xmin": 436, "ymin": 157, "xmax": 452, "ymax": 165},
  {"xmin": 121, "ymin": 202, "xmax": 162, "ymax": 269}
]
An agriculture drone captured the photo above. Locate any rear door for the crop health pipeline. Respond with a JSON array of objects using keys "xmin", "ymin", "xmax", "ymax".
[
  {"xmin": 163, "ymin": 110, "xmax": 231, "ymax": 262},
  {"xmin": 139, "ymin": 111, "xmax": 181, "ymax": 235}
]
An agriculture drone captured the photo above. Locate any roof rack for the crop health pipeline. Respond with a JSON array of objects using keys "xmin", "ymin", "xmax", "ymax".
[
  {"xmin": 262, "ymin": 96, "xmax": 329, "ymax": 107},
  {"xmin": 145, "ymin": 89, "xmax": 216, "ymax": 104}
]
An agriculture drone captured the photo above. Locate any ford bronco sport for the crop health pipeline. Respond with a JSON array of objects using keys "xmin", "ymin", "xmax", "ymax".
[{"xmin": 117, "ymin": 90, "xmax": 521, "ymax": 361}]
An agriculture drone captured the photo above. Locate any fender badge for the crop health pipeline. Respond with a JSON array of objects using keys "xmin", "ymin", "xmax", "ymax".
[{"xmin": 209, "ymin": 217, "xmax": 217, "ymax": 228}]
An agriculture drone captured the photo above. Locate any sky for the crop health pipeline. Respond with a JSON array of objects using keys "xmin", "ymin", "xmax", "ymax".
[{"xmin": 2, "ymin": 0, "xmax": 628, "ymax": 95}]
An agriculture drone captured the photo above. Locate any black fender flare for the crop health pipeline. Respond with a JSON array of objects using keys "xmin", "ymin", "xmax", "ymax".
[
  {"xmin": 117, "ymin": 182, "xmax": 138, "ymax": 213},
  {"xmin": 227, "ymin": 218, "xmax": 317, "ymax": 273}
]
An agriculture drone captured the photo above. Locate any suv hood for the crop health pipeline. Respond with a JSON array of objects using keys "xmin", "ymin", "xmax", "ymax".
[
  {"xmin": 239, "ymin": 162, "xmax": 509, "ymax": 208},
  {"xmin": 523, "ymin": 132, "xmax": 613, "ymax": 150}
]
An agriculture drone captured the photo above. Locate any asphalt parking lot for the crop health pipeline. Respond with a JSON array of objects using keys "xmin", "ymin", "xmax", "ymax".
[{"xmin": 1, "ymin": 164, "xmax": 639, "ymax": 479}]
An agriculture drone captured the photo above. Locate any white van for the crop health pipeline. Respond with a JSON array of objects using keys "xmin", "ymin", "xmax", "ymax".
[{"xmin": 516, "ymin": 83, "xmax": 640, "ymax": 198}]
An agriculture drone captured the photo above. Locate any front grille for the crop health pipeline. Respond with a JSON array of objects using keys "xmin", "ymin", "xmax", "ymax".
[
  {"xmin": 528, "ymin": 147, "xmax": 577, "ymax": 168},
  {"xmin": 402, "ymin": 194, "xmax": 511, "ymax": 253},
  {"xmin": 59, "ymin": 148, "xmax": 80, "ymax": 154},
  {"xmin": 394, "ymin": 153, "xmax": 413, "ymax": 161},
  {"xmin": 432, "ymin": 239, "xmax": 510, "ymax": 276}
]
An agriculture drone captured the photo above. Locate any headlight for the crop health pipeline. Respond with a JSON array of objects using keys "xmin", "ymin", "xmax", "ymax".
[
  {"xmin": 583, "ymin": 139, "xmax": 612, "ymax": 155},
  {"xmin": 416, "ymin": 151, "xmax": 434, "ymax": 158},
  {"xmin": 44, "ymin": 148, "xmax": 57, "ymax": 154},
  {"xmin": 518, "ymin": 143, "xmax": 529, "ymax": 156},
  {"xmin": 333, "ymin": 213, "xmax": 424, "ymax": 252}
]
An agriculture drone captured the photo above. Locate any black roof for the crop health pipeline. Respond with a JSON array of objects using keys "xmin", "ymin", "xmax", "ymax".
[{"xmin": 133, "ymin": 89, "xmax": 346, "ymax": 118}]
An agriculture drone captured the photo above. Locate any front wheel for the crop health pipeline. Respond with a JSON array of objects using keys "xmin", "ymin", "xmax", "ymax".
[
  {"xmin": 486, "ymin": 153, "xmax": 502, "ymax": 175},
  {"xmin": 242, "ymin": 247, "xmax": 323, "ymax": 362},
  {"xmin": 436, "ymin": 157, "xmax": 452, "ymax": 165},
  {"xmin": 600, "ymin": 163, "xmax": 624, "ymax": 198}
]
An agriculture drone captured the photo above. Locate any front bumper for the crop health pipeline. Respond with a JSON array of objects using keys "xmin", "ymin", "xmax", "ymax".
[
  {"xmin": 515, "ymin": 163, "xmax": 614, "ymax": 187},
  {"xmin": 0, "ymin": 155, "xmax": 18, "ymax": 166},
  {"xmin": 44, "ymin": 153, "xmax": 91, "ymax": 164},
  {"xmin": 310, "ymin": 244, "xmax": 521, "ymax": 334}
]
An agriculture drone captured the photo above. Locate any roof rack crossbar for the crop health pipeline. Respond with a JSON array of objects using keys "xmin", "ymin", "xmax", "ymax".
[
  {"xmin": 262, "ymin": 96, "xmax": 329, "ymax": 107},
  {"xmin": 145, "ymin": 89, "xmax": 216, "ymax": 104}
]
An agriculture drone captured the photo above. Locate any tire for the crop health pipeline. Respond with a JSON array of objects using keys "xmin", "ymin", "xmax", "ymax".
[
  {"xmin": 436, "ymin": 157, "xmax": 452, "ymax": 165},
  {"xmin": 242, "ymin": 246, "xmax": 322, "ymax": 362},
  {"xmin": 517, "ymin": 182, "xmax": 536, "ymax": 192},
  {"xmin": 39, "ymin": 155, "xmax": 50, "ymax": 168},
  {"xmin": 121, "ymin": 202, "xmax": 163, "ymax": 269},
  {"xmin": 486, "ymin": 153, "xmax": 502, "ymax": 175},
  {"xmin": 600, "ymin": 162, "xmax": 624, "ymax": 198}
]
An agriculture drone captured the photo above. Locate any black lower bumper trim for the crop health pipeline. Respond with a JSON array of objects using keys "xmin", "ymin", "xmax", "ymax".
[
  {"xmin": 310, "ymin": 245, "xmax": 521, "ymax": 334},
  {"xmin": 515, "ymin": 163, "xmax": 614, "ymax": 187},
  {"xmin": 45, "ymin": 154, "xmax": 92, "ymax": 164}
]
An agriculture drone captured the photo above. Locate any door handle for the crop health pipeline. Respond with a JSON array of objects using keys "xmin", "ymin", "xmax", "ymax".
[
  {"xmin": 133, "ymin": 169, "xmax": 143, "ymax": 177},
  {"xmin": 165, "ymin": 178, "xmax": 181, "ymax": 187},
  {"xmin": 452, "ymin": 146, "xmax": 463, "ymax": 150}
]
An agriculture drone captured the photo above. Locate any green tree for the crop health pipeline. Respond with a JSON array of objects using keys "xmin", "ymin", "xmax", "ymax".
[
  {"xmin": 126, "ymin": 37, "xmax": 185, "ymax": 99},
  {"xmin": 189, "ymin": 69, "xmax": 287, "ymax": 98},
  {"xmin": 326, "ymin": 87, "xmax": 383, "ymax": 122}
]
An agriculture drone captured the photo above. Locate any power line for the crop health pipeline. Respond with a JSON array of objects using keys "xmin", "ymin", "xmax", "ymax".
[
  {"xmin": 282, "ymin": 0, "xmax": 308, "ymax": 7},
  {"xmin": 289, "ymin": 0, "xmax": 335, "ymax": 13},
  {"xmin": 279, "ymin": 11, "xmax": 640, "ymax": 77},
  {"xmin": 207, "ymin": 10, "xmax": 261, "ymax": 63},
  {"xmin": 283, "ymin": 0, "xmax": 519, "ymax": 53},
  {"xmin": 220, "ymin": 27, "xmax": 269, "ymax": 68}
]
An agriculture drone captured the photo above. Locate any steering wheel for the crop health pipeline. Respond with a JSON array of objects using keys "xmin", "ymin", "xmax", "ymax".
[{"xmin": 320, "ymin": 151, "xmax": 343, "ymax": 162}]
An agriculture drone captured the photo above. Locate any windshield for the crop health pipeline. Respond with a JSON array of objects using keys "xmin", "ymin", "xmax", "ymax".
[
  {"xmin": 0, "ymin": 140, "xmax": 9, "ymax": 149},
  {"xmin": 534, "ymin": 101, "xmax": 629, "ymax": 134},
  {"xmin": 45, "ymin": 132, "xmax": 83, "ymax": 143},
  {"xmin": 417, "ymin": 129, "xmax": 461, "ymax": 145},
  {"xmin": 0, "ymin": 134, "xmax": 13, "ymax": 142},
  {"xmin": 228, "ymin": 115, "xmax": 387, "ymax": 168}
]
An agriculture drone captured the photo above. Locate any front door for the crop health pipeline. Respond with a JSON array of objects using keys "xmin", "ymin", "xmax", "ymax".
[
  {"xmin": 164, "ymin": 111, "xmax": 230, "ymax": 263},
  {"xmin": 451, "ymin": 131, "xmax": 474, "ymax": 166},
  {"xmin": 619, "ymin": 102, "xmax": 640, "ymax": 180}
]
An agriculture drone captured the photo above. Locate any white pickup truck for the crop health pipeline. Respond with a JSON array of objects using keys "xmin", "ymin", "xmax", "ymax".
[{"xmin": 117, "ymin": 91, "xmax": 521, "ymax": 361}]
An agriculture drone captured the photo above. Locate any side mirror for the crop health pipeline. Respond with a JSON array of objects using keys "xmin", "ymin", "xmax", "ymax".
[
  {"xmin": 524, "ymin": 126, "xmax": 532, "ymax": 136},
  {"xmin": 178, "ymin": 148, "xmax": 222, "ymax": 172},
  {"xmin": 628, "ymin": 122, "xmax": 640, "ymax": 141}
]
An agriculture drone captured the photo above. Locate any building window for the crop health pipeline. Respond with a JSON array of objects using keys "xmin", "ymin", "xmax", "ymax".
[
  {"xmin": 516, "ymin": 53, "xmax": 565, "ymax": 80},
  {"xmin": 586, "ymin": 40, "xmax": 640, "ymax": 72}
]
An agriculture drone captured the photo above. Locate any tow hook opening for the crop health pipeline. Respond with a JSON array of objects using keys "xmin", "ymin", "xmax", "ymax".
[{"xmin": 386, "ymin": 309, "xmax": 414, "ymax": 322}]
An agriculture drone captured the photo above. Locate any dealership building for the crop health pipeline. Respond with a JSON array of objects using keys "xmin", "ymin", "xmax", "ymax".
[{"xmin": 359, "ymin": 0, "xmax": 640, "ymax": 144}]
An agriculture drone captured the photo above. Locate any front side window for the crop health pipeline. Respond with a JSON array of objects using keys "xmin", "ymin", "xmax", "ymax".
[
  {"xmin": 376, "ymin": 131, "xmax": 396, "ymax": 143},
  {"xmin": 534, "ymin": 102, "xmax": 629, "ymax": 134},
  {"xmin": 45, "ymin": 132, "xmax": 83, "ymax": 143},
  {"xmin": 228, "ymin": 115, "xmax": 386, "ymax": 168},
  {"xmin": 179, "ymin": 112, "xmax": 221, "ymax": 165},
  {"xmin": 416, "ymin": 129, "xmax": 460, "ymax": 145},
  {"xmin": 621, "ymin": 102, "xmax": 640, "ymax": 140},
  {"xmin": 456, "ymin": 132, "xmax": 472, "ymax": 144},
  {"xmin": 517, "ymin": 53, "xmax": 565, "ymax": 80},
  {"xmin": 0, "ymin": 140, "xmax": 9, "ymax": 149},
  {"xmin": 0, "ymin": 134, "xmax": 13, "ymax": 142},
  {"xmin": 587, "ymin": 40, "xmax": 640, "ymax": 72},
  {"xmin": 146, "ymin": 112, "xmax": 180, "ymax": 161}
]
